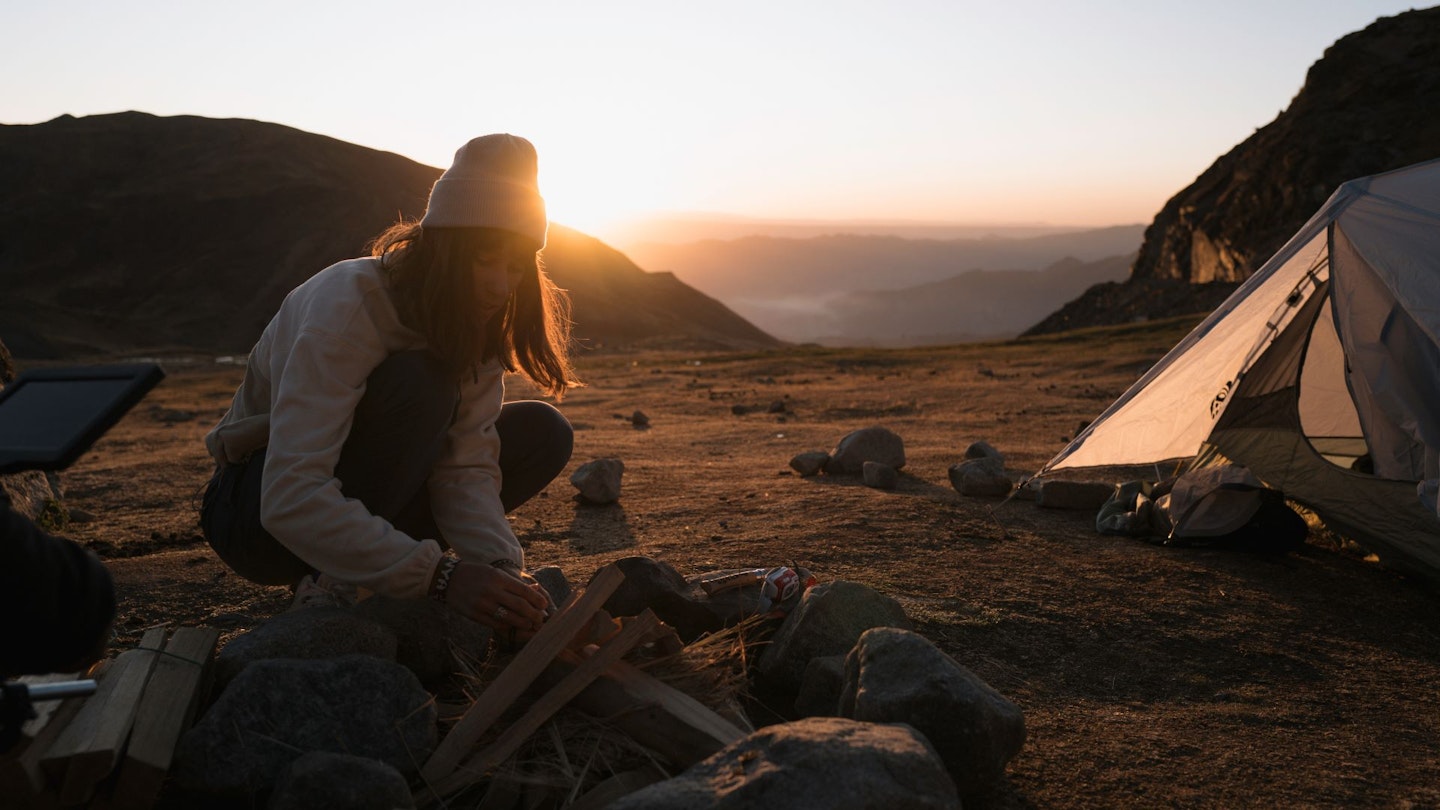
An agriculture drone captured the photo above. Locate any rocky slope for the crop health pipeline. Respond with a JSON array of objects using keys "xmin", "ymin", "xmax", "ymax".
[
  {"xmin": 1028, "ymin": 6, "xmax": 1440, "ymax": 335},
  {"xmin": 0, "ymin": 112, "xmax": 778, "ymax": 357}
]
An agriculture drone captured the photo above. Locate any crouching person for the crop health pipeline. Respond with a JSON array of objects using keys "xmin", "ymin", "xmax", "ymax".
[{"xmin": 200, "ymin": 135, "xmax": 575, "ymax": 635}]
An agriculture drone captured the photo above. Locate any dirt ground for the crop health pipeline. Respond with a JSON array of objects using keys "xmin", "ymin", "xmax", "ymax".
[{"xmin": 53, "ymin": 317, "xmax": 1440, "ymax": 809}]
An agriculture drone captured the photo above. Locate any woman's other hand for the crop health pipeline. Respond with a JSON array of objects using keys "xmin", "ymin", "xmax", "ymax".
[{"xmin": 445, "ymin": 561, "xmax": 550, "ymax": 632}]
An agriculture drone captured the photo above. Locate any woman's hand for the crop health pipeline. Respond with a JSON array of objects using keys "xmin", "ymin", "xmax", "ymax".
[{"xmin": 444, "ymin": 561, "xmax": 551, "ymax": 632}]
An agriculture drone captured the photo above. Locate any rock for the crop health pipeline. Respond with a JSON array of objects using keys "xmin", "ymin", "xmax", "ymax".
[
  {"xmin": 730, "ymin": 404, "xmax": 751, "ymax": 415},
  {"xmin": 608, "ymin": 717, "xmax": 959, "ymax": 810},
  {"xmin": 794, "ymin": 655, "xmax": 846, "ymax": 717},
  {"xmin": 631, "ymin": 409, "xmax": 650, "ymax": 427},
  {"xmin": 350, "ymin": 596, "xmax": 490, "ymax": 687},
  {"xmin": 270, "ymin": 752, "xmax": 414, "ymax": 810},
  {"xmin": 948, "ymin": 457, "xmax": 1012, "ymax": 497},
  {"xmin": 839, "ymin": 627, "xmax": 1026, "ymax": 796},
  {"xmin": 172, "ymin": 655, "xmax": 436, "ymax": 797},
  {"xmin": 789, "ymin": 451, "xmax": 830, "ymax": 477},
  {"xmin": 213, "ymin": 607, "xmax": 397, "ymax": 691},
  {"xmin": 1035, "ymin": 480, "xmax": 1115, "ymax": 511},
  {"xmin": 767, "ymin": 399, "xmax": 787, "ymax": 413},
  {"xmin": 530, "ymin": 565, "xmax": 573, "ymax": 609},
  {"xmin": 0, "ymin": 470, "xmax": 64, "ymax": 525},
  {"xmin": 600, "ymin": 557, "xmax": 722, "ymax": 643},
  {"xmin": 757, "ymin": 581, "xmax": 912, "ymax": 693},
  {"xmin": 964, "ymin": 440, "xmax": 1004, "ymax": 464},
  {"xmin": 862, "ymin": 461, "xmax": 898, "ymax": 490},
  {"xmin": 828, "ymin": 427, "xmax": 906, "ymax": 475},
  {"xmin": 571, "ymin": 458, "xmax": 624, "ymax": 504}
]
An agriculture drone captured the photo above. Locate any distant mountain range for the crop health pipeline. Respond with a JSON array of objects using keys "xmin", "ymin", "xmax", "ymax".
[
  {"xmin": 621, "ymin": 227, "xmax": 1143, "ymax": 343},
  {"xmin": 0, "ymin": 112, "xmax": 777, "ymax": 358},
  {"xmin": 1031, "ymin": 6, "xmax": 1440, "ymax": 334}
]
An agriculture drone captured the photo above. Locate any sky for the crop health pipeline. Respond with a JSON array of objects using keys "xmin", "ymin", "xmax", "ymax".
[{"xmin": 1, "ymin": 1, "xmax": 1428, "ymax": 240}]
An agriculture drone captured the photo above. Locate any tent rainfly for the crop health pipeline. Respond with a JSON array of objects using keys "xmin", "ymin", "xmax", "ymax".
[{"xmin": 1039, "ymin": 158, "xmax": 1440, "ymax": 582}]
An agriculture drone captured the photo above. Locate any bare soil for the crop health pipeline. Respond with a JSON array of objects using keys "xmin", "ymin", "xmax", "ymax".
[{"xmin": 57, "ymin": 317, "xmax": 1440, "ymax": 809}]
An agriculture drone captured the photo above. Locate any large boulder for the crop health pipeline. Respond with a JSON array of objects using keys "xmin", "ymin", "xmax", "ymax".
[
  {"xmin": 213, "ymin": 607, "xmax": 397, "ymax": 690},
  {"xmin": 351, "ymin": 596, "xmax": 491, "ymax": 687},
  {"xmin": 608, "ymin": 717, "xmax": 960, "ymax": 810},
  {"xmin": 840, "ymin": 627, "xmax": 1026, "ymax": 795},
  {"xmin": 757, "ymin": 581, "xmax": 911, "ymax": 693},
  {"xmin": 269, "ymin": 752, "xmax": 414, "ymax": 810},
  {"xmin": 172, "ymin": 655, "xmax": 436, "ymax": 797}
]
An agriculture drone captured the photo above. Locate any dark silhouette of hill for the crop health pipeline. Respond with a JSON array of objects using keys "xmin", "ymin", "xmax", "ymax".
[
  {"xmin": 0, "ymin": 112, "xmax": 778, "ymax": 357},
  {"xmin": 1028, "ymin": 6, "xmax": 1440, "ymax": 335}
]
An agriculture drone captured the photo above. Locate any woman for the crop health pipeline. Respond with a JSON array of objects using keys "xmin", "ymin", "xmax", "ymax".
[{"xmin": 201, "ymin": 134, "xmax": 575, "ymax": 634}]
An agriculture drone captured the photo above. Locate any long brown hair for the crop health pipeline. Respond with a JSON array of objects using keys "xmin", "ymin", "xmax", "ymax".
[{"xmin": 368, "ymin": 220, "xmax": 579, "ymax": 399}]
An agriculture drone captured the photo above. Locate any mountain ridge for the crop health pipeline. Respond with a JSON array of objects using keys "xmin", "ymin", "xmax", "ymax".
[{"xmin": 0, "ymin": 111, "xmax": 779, "ymax": 357}]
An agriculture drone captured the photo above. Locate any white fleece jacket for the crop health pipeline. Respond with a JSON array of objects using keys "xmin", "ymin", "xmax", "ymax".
[{"xmin": 204, "ymin": 257, "xmax": 523, "ymax": 598}]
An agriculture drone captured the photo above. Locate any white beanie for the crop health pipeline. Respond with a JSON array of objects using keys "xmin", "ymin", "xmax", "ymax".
[{"xmin": 420, "ymin": 134, "xmax": 548, "ymax": 246}]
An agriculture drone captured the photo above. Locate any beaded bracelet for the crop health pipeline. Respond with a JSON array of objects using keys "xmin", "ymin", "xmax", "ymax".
[{"xmin": 430, "ymin": 552, "xmax": 461, "ymax": 603}]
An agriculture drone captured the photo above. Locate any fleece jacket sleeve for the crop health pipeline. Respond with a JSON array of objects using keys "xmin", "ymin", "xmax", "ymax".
[
  {"xmin": 427, "ymin": 363, "xmax": 525, "ymax": 567},
  {"xmin": 258, "ymin": 329, "xmax": 442, "ymax": 598}
]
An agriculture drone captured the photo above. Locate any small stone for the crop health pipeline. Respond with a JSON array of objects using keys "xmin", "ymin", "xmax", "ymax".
[
  {"xmin": 828, "ymin": 426, "xmax": 906, "ymax": 475},
  {"xmin": 948, "ymin": 457, "xmax": 1012, "ymax": 497},
  {"xmin": 530, "ymin": 565, "xmax": 572, "ymax": 609},
  {"xmin": 862, "ymin": 461, "xmax": 898, "ymax": 490},
  {"xmin": 964, "ymin": 440, "xmax": 1004, "ymax": 464},
  {"xmin": 731, "ymin": 404, "xmax": 751, "ymax": 416},
  {"xmin": 571, "ymin": 458, "xmax": 624, "ymax": 504},
  {"xmin": 789, "ymin": 451, "xmax": 830, "ymax": 477},
  {"xmin": 767, "ymin": 400, "xmax": 787, "ymax": 413},
  {"xmin": 631, "ymin": 410, "xmax": 650, "ymax": 427}
]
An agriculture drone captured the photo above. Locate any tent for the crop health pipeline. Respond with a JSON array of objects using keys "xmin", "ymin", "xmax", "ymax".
[{"xmin": 1039, "ymin": 158, "xmax": 1440, "ymax": 581}]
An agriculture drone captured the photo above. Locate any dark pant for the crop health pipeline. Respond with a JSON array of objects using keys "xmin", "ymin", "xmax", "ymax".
[{"xmin": 201, "ymin": 351, "xmax": 573, "ymax": 586}]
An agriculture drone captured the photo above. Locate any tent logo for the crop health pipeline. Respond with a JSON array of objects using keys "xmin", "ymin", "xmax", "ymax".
[{"xmin": 1209, "ymin": 378, "xmax": 1237, "ymax": 418}]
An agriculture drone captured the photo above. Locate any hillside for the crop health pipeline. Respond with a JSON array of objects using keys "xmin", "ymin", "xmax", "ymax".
[
  {"xmin": 1030, "ymin": 6, "xmax": 1440, "ymax": 334},
  {"xmin": 0, "ymin": 112, "xmax": 778, "ymax": 357}
]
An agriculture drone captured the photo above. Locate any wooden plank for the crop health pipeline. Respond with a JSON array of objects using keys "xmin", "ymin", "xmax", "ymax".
[
  {"xmin": 430, "ymin": 611, "xmax": 661, "ymax": 799},
  {"xmin": 110, "ymin": 626, "xmax": 220, "ymax": 810},
  {"xmin": 551, "ymin": 655, "xmax": 746, "ymax": 771},
  {"xmin": 40, "ymin": 627, "xmax": 167, "ymax": 807},
  {"xmin": 419, "ymin": 564, "xmax": 626, "ymax": 787}
]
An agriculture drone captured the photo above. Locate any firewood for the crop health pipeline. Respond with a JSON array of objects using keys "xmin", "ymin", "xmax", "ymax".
[
  {"xmin": 420, "ymin": 564, "xmax": 626, "ymax": 787},
  {"xmin": 39, "ymin": 627, "xmax": 166, "ymax": 807},
  {"xmin": 559, "ymin": 657, "xmax": 745, "ymax": 770},
  {"xmin": 110, "ymin": 626, "xmax": 220, "ymax": 810},
  {"xmin": 430, "ymin": 610, "xmax": 660, "ymax": 798}
]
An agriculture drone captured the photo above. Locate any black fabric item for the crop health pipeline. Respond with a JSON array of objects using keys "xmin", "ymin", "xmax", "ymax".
[{"xmin": 0, "ymin": 490, "xmax": 115, "ymax": 677}]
